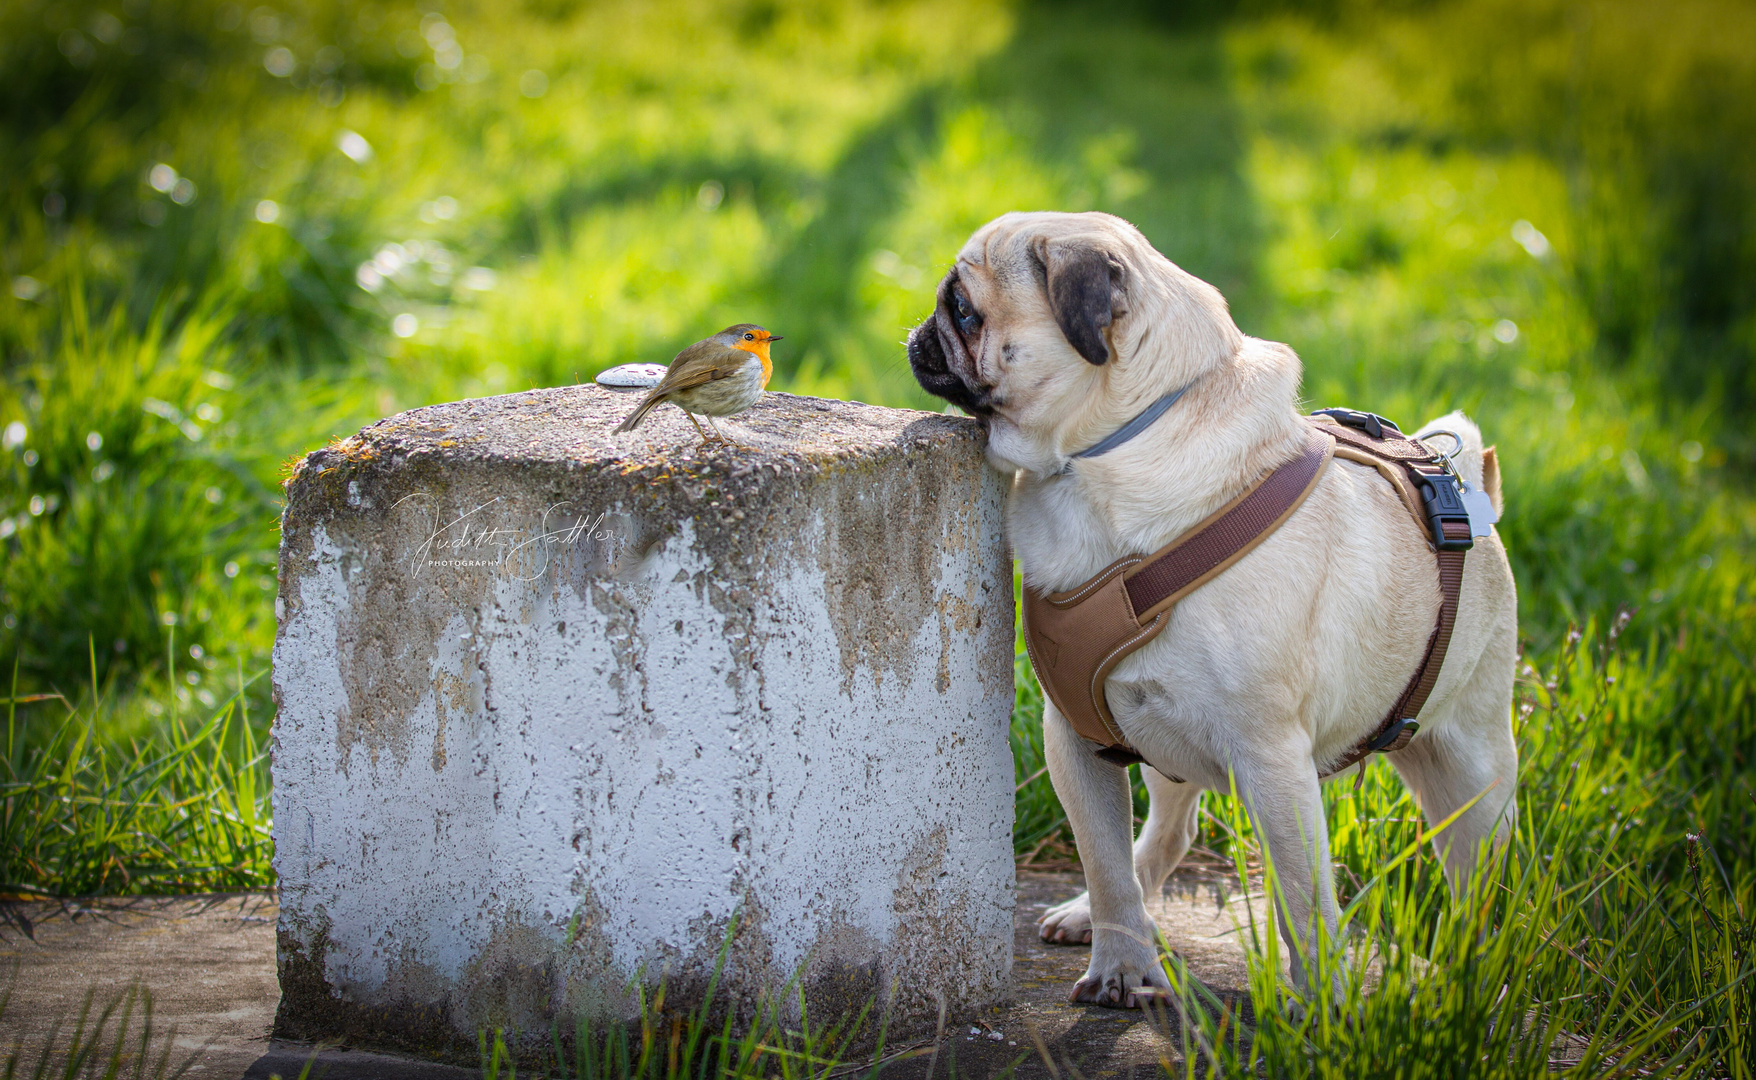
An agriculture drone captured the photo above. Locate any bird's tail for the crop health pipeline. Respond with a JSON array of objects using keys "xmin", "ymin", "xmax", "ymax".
[{"xmin": 613, "ymin": 392, "xmax": 663, "ymax": 434}]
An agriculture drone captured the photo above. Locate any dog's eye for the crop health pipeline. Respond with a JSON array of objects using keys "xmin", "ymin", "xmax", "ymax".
[{"xmin": 954, "ymin": 293, "xmax": 981, "ymax": 337}]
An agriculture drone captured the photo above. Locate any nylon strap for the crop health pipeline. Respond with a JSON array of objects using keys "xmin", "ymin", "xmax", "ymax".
[
  {"xmin": 1306, "ymin": 417, "xmax": 1468, "ymax": 778},
  {"xmin": 1123, "ymin": 432, "xmax": 1330, "ymax": 620},
  {"xmin": 1060, "ymin": 382, "xmax": 1195, "ymax": 472}
]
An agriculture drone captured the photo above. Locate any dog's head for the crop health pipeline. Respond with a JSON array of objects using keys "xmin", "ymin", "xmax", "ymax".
[{"xmin": 906, "ymin": 211, "xmax": 1242, "ymax": 473}]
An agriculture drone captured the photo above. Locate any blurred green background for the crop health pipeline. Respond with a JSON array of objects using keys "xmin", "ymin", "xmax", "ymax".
[
  {"xmin": 2, "ymin": 0, "xmax": 1752, "ymax": 876},
  {"xmin": 5, "ymin": 0, "xmax": 1754, "ymax": 701}
]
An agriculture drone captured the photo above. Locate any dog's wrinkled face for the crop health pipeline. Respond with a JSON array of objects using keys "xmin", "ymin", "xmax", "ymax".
[
  {"xmin": 904, "ymin": 270, "xmax": 1001, "ymax": 417},
  {"xmin": 906, "ymin": 212, "xmax": 1137, "ymax": 473},
  {"xmin": 908, "ymin": 211, "xmax": 1244, "ymax": 475}
]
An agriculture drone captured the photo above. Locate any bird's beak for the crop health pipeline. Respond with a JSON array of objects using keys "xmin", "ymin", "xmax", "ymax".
[{"xmin": 766, "ymin": 335, "xmax": 784, "ymax": 342}]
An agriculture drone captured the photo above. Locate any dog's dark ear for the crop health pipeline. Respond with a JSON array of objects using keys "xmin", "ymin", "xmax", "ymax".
[{"xmin": 1039, "ymin": 238, "xmax": 1124, "ymax": 365}]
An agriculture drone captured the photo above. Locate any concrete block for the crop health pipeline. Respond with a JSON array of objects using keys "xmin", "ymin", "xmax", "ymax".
[{"xmin": 270, "ymin": 387, "xmax": 1015, "ymax": 1054}]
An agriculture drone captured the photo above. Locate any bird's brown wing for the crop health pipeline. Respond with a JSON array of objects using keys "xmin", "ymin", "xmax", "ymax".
[
  {"xmin": 651, "ymin": 341, "xmax": 747, "ymax": 394},
  {"xmin": 613, "ymin": 341, "xmax": 751, "ymax": 433}
]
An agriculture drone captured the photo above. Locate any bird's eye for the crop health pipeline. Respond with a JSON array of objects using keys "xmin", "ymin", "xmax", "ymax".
[
  {"xmin": 744, "ymin": 332, "xmax": 755, "ymax": 341},
  {"xmin": 954, "ymin": 293, "xmax": 981, "ymax": 337}
]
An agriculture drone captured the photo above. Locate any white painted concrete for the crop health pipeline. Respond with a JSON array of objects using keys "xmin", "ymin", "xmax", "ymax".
[{"xmin": 271, "ymin": 387, "xmax": 1015, "ymax": 1050}]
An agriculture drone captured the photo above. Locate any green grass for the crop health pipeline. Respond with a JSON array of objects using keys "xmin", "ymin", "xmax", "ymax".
[
  {"xmin": 1139, "ymin": 621, "xmax": 1755, "ymax": 1079},
  {"xmin": 5, "ymin": 0, "xmax": 1754, "ymax": 685},
  {"xmin": 492, "ymin": 952, "xmax": 909, "ymax": 1080},
  {"xmin": 1, "ymin": 651, "xmax": 272, "ymax": 897},
  {"xmin": 1, "ymin": 0, "xmax": 1754, "ymax": 1074}
]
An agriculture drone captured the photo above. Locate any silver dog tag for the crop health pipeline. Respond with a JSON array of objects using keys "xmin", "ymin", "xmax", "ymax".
[{"xmin": 1460, "ymin": 480, "xmax": 1498, "ymax": 538}]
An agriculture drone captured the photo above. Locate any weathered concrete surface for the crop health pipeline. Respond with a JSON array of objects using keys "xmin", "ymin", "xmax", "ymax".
[
  {"xmin": 0, "ymin": 875, "xmax": 1261, "ymax": 1079},
  {"xmin": 270, "ymin": 387, "xmax": 1017, "ymax": 1057}
]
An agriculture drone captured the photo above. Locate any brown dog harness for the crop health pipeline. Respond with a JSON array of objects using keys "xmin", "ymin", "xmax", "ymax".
[{"xmin": 1022, "ymin": 409, "xmax": 1476, "ymax": 781}]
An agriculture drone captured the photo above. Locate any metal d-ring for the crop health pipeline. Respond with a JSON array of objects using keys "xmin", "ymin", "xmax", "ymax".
[{"xmin": 1421, "ymin": 429, "xmax": 1464, "ymax": 474}]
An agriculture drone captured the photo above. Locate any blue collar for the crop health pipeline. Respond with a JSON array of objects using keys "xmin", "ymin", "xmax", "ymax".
[{"xmin": 1058, "ymin": 381, "xmax": 1194, "ymax": 475}]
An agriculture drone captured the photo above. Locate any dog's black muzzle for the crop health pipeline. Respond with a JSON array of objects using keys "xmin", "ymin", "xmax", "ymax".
[{"xmin": 906, "ymin": 273, "xmax": 994, "ymax": 416}]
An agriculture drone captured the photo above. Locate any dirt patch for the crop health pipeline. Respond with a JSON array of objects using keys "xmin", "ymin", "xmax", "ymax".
[
  {"xmin": 0, "ymin": 894, "xmax": 471, "ymax": 1079},
  {"xmin": 886, "ymin": 870, "xmax": 1257, "ymax": 1080},
  {"xmin": 0, "ymin": 871, "xmax": 1263, "ymax": 1078}
]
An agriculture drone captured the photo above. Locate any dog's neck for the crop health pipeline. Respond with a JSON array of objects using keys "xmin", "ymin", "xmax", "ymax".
[{"xmin": 1007, "ymin": 336, "xmax": 1310, "ymax": 595}]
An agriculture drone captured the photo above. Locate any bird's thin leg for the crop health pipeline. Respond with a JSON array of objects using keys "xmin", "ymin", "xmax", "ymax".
[
  {"xmin": 706, "ymin": 415, "xmax": 736, "ymax": 445},
  {"xmin": 681, "ymin": 409, "xmax": 714, "ymax": 445}
]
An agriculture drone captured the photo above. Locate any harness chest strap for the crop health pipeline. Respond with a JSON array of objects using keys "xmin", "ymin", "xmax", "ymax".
[
  {"xmin": 1021, "ymin": 414, "xmax": 1467, "ymax": 780},
  {"xmin": 1022, "ymin": 425, "xmax": 1334, "ymax": 774}
]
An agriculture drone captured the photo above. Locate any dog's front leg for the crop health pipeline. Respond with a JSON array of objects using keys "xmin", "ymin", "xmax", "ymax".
[
  {"xmin": 1040, "ymin": 768, "xmax": 1201, "ymax": 945},
  {"xmin": 1042, "ymin": 701, "xmax": 1169, "ymax": 1008},
  {"xmin": 1234, "ymin": 754, "xmax": 1340, "ymax": 997}
]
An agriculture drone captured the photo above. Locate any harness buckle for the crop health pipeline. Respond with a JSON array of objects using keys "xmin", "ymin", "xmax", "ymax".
[
  {"xmin": 1368, "ymin": 717, "xmax": 1419, "ymax": 753},
  {"xmin": 1312, "ymin": 408, "xmax": 1401, "ymax": 441},
  {"xmin": 1413, "ymin": 470, "xmax": 1475, "ymax": 551},
  {"xmin": 1094, "ymin": 745, "xmax": 1146, "ymax": 768}
]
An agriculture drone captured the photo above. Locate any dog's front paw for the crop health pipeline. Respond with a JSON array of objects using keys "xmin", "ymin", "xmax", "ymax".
[
  {"xmin": 1069, "ymin": 954, "xmax": 1170, "ymax": 1009},
  {"xmin": 1037, "ymin": 893, "xmax": 1093, "ymax": 944}
]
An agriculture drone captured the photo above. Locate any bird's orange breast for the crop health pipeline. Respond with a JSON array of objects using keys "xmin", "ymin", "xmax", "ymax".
[{"xmin": 732, "ymin": 339, "xmax": 773, "ymax": 385}]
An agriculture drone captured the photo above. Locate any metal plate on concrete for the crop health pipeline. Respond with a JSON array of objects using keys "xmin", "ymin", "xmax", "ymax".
[{"xmin": 594, "ymin": 363, "xmax": 668, "ymax": 390}]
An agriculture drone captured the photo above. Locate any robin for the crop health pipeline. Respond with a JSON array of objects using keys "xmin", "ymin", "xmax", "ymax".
[{"xmin": 612, "ymin": 323, "xmax": 782, "ymax": 445}]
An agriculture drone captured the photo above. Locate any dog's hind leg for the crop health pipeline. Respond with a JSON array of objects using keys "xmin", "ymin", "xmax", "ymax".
[
  {"xmin": 1039, "ymin": 768, "xmax": 1201, "ymax": 945},
  {"xmin": 1134, "ymin": 769, "xmax": 1202, "ymax": 901},
  {"xmin": 1388, "ymin": 690, "xmax": 1519, "ymax": 893},
  {"xmin": 1387, "ymin": 555, "xmax": 1519, "ymax": 892},
  {"xmin": 1040, "ymin": 701, "xmax": 1170, "ymax": 1008}
]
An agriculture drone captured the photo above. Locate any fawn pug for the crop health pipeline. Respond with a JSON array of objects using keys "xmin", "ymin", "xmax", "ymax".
[{"xmin": 907, "ymin": 211, "xmax": 1518, "ymax": 1005}]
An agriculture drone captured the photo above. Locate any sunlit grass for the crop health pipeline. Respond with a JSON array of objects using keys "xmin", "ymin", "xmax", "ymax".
[
  {"xmin": 1139, "ymin": 620, "xmax": 1755, "ymax": 1078},
  {"xmin": 0, "ymin": 651, "xmax": 272, "ymax": 897},
  {"xmin": 7, "ymin": 0, "xmax": 1748, "ymax": 683},
  {"xmin": 0, "ymin": 293, "xmax": 287, "ymax": 694}
]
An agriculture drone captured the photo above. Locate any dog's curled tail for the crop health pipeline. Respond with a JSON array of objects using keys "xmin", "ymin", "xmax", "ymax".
[
  {"xmin": 1416, "ymin": 410, "xmax": 1503, "ymax": 514},
  {"xmin": 1481, "ymin": 445, "xmax": 1502, "ymax": 515}
]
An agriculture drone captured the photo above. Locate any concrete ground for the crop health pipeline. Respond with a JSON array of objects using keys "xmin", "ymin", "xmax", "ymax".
[
  {"xmin": 0, "ymin": 871, "xmax": 1264, "ymax": 1079},
  {"xmin": 891, "ymin": 869, "xmax": 1262, "ymax": 1080}
]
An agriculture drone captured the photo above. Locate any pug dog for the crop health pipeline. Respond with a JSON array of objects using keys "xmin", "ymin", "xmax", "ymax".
[{"xmin": 907, "ymin": 211, "xmax": 1518, "ymax": 1006}]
